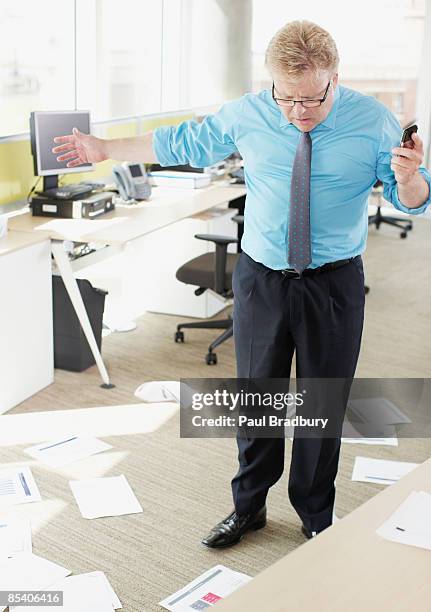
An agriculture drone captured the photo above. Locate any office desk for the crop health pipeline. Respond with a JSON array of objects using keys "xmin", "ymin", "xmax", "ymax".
[
  {"xmin": 0, "ymin": 229, "xmax": 51, "ymax": 255},
  {"xmin": 0, "ymin": 231, "xmax": 53, "ymax": 413},
  {"xmin": 218, "ymin": 457, "xmax": 431, "ymax": 612},
  {"xmin": 8, "ymin": 182, "xmax": 246, "ymax": 390},
  {"xmin": 8, "ymin": 184, "xmax": 246, "ymax": 245}
]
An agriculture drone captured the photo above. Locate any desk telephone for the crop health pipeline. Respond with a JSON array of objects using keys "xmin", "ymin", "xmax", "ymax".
[{"xmin": 112, "ymin": 162, "xmax": 152, "ymax": 201}]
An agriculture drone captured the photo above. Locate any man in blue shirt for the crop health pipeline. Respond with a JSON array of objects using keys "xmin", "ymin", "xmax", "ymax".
[{"xmin": 54, "ymin": 20, "xmax": 430, "ymax": 547}]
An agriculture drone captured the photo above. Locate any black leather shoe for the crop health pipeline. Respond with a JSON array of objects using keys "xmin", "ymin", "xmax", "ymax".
[
  {"xmin": 301, "ymin": 524, "xmax": 318, "ymax": 539},
  {"xmin": 202, "ymin": 507, "xmax": 267, "ymax": 548}
]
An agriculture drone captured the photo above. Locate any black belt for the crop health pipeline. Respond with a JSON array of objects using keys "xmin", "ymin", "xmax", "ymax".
[{"xmin": 280, "ymin": 257, "xmax": 356, "ymax": 279}]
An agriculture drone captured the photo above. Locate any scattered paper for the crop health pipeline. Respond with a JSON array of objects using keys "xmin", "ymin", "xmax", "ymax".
[
  {"xmin": 24, "ymin": 436, "xmax": 113, "ymax": 468},
  {"xmin": 0, "ymin": 552, "xmax": 70, "ymax": 591},
  {"xmin": 0, "ymin": 466, "xmax": 42, "ymax": 506},
  {"xmin": 348, "ymin": 397, "xmax": 411, "ymax": 426},
  {"xmin": 376, "ymin": 490, "xmax": 431, "ymax": 550},
  {"xmin": 88, "ymin": 571, "xmax": 122, "ymax": 610},
  {"xmin": 0, "ymin": 404, "xmax": 179, "ymax": 446},
  {"xmin": 10, "ymin": 571, "xmax": 121, "ymax": 612},
  {"xmin": 159, "ymin": 565, "xmax": 252, "ymax": 611},
  {"xmin": 0, "ymin": 515, "xmax": 32, "ymax": 557},
  {"xmin": 342, "ymin": 420, "xmax": 398, "ymax": 446},
  {"xmin": 352, "ymin": 456, "xmax": 419, "ymax": 485},
  {"xmin": 342, "ymin": 437, "xmax": 398, "ymax": 446},
  {"xmin": 135, "ymin": 381, "xmax": 180, "ymax": 403},
  {"xmin": 69, "ymin": 475, "xmax": 143, "ymax": 519}
]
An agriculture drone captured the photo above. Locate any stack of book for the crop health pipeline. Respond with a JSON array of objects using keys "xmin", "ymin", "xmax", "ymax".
[{"xmin": 149, "ymin": 171, "xmax": 212, "ymax": 189}]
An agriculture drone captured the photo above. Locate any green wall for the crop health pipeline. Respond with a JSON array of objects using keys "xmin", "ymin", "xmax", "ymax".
[{"xmin": 0, "ymin": 113, "xmax": 194, "ymax": 206}]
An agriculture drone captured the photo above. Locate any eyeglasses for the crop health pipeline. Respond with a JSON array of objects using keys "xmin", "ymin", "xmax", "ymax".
[{"xmin": 272, "ymin": 81, "xmax": 331, "ymax": 108}]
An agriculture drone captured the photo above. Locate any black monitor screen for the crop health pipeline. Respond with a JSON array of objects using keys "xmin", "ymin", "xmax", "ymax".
[{"xmin": 32, "ymin": 111, "xmax": 93, "ymax": 175}]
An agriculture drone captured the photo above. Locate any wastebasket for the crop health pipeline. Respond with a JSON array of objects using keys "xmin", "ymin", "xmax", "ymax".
[{"xmin": 52, "ymin": 276, "xmax": 108, "ymax": 372}]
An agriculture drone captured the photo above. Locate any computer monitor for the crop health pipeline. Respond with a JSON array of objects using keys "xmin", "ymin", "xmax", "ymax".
[{"xmin": 30, "ymin": 110, "xmax": 94, "ymax": 191}]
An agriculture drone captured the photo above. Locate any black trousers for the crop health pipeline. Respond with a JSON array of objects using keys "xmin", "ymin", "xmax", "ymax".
[{"xmin": 231, "ymin": 252, "xmax": 365, "ymax": 533}]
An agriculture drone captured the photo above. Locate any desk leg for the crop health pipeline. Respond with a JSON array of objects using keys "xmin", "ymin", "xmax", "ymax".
[
  {"xmin": 102, "ymin": 242, "xmax": 137, "ymax": 333},
  {"xmin": 51, "ymin": 242, "xmax": 115, "ymax": 389}
]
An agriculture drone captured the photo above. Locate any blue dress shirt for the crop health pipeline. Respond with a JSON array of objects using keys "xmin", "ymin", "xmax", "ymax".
[{"xmin": 153, "ymin": 86, "xmax": 431, "ymax": 269}]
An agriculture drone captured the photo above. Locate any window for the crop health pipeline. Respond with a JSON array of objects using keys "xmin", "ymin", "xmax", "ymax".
[
  {"xmin": 0, "ymin": 0, "xmax": 251, "ymax": 138},
  {"xmin": 0, "ymin": 0, "xmax": 76, "ymax": 136},
  {"xmin": 76, "ymin": 0, "xmax": 163, "ymax": 121},
  {"xmin": 393, "ymin": 92, "xmax": 406, "ymax": 119},
  {"xmin": 161, "ymin": 0, "xmax": 251, "ymax": 112}
]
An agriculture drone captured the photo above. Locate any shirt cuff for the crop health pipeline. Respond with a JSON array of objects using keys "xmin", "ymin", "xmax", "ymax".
[
  {"xmin": 153, "ymin": 126, "xmax": 177, "ymax": 167},
  {"xmin": 392, "ymin": 171, "xmax": 431, "ymax": 215}
]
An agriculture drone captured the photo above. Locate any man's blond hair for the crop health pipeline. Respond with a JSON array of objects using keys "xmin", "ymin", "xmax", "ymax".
[{"xmin": 265, "ymin": 20, "xmax": 339, "ymax": 79}]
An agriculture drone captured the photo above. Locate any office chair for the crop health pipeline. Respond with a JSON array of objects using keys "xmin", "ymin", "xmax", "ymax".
[
  {"xmin": 174, "ymin": 215, "xmax": 243, "ymax": 365},
  {"xmin": 368, "ymin": 182, "xmax": 413, "ymax": 238}
]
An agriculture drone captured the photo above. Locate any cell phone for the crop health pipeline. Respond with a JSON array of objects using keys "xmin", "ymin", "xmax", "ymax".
[{"xmin": 400, "ymin": 124, "xmax": 418, "ymax": 145}]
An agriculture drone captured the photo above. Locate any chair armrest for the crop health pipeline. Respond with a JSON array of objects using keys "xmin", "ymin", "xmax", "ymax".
[
  {"xmin": 194, "ymin": 234, "xmax": 237, "ymax": 295},
  {"xmin": 194, "ymin": 233, "xmax": 238, "ymax": 246},
  {"xmin": 232, "ymin": 214, "xmax": 244, "ymax": 225}
]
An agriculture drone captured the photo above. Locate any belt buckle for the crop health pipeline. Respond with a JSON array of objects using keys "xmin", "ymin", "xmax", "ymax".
[{"xmin": 281, "ymin": 269, "xmax": 302, "ymax": 279}]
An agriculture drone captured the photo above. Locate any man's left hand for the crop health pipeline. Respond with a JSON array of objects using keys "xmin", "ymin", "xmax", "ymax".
[{"xmin": 391, "ymin": 132, "xmax": 424, "ymax": 185}]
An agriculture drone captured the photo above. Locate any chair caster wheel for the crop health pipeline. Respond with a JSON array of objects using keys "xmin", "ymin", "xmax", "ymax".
[
  {"xmin": 175, "ymin": 330, "xmax": 185, "ymax": 343},
  {"xmin": 400, "ymin": 231, "xmax": 407, "ymax": 239},
  {"xmin": 206, "ymin": 352, "xmax": 217, "ymax": 365}
]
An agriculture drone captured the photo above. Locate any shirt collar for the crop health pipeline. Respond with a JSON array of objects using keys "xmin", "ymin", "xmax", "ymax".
[{"xmin": 275, "ymin": 85, "xmax": 341, "ymax": 131}]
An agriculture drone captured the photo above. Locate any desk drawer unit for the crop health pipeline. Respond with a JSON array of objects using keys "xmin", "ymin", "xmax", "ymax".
[{"xmin": 0, "ymin": 239, "xmax": 53, "ymax": 413}]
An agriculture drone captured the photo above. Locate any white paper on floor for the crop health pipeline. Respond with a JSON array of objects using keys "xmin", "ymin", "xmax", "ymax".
[
  {"xmin": 0, "ymin": 552, "xmax": 70, "ymax": 591},
  {"xmin": 341, "ymin": 420, "xmax": 398, "ymax": 446},
  {"xmin": 0, "ymin": 466, "xmax": 42, "ymax": 506},
  {"xmin": 24, "ymin": 436, "xmax": 112, "ymax": 468},
  {"xmin": 352, "ymin": 456, "xmax": 419, "ymax": 485},
  {"xmin": 0, "ymin": 515, "xmax": 32, "ymax": 557},
  {"xmin": 376, "ymin": 490, "xmax": 431, "ymax": 551},
  {"xmin": 9, "ymin": 571, "xmax": 122, "ymax": 612},
  {"xmin": 159, "ymin": 564, "xmax": 252, "ymax": 611},
  {"xmin": 348, "ymin": 397, "xmax": 411, "ymax": 426},
  {"xmin": 69, "ymin": 475, "xmax": 143, "ymax": 519},
  {"xmin": 134, "ymin": 381, "xmax": 180, "ymax": 403},
  {"xmin": 0, "ymin": 403, "xmax": 178, "ymax": 447}
]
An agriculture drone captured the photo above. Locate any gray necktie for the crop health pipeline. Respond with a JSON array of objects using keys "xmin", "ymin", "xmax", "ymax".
[{"xmin": 288, "ymin": 131, "xmax": 312, "ymax": 273}]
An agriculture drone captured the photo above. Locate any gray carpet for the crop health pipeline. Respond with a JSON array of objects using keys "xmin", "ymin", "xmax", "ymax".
[
  {"xmin": 1, "ymin": 422, "xmax": 430, "ymax": 611},
  {"xmin": 2, "ymin": 217, "xmax": 431, "ymax": 611}
]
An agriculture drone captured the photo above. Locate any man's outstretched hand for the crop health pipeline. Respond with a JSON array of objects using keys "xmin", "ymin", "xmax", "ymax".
[{"xmin": 52, "ymin": 127, "xmax": 108, "ymax": 167}]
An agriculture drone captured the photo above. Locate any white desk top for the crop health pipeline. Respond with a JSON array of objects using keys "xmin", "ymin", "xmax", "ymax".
[
  {"xmin": 8, "ymin": 183, "xmax": 246, "ymax": 246},
  {"xmin": 0, "ymin": 230, "xmax": 50, "ymax": 258},
  {"xmin": 218, "ymin": 456, "xmax": 431, "ymax": 612}
]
